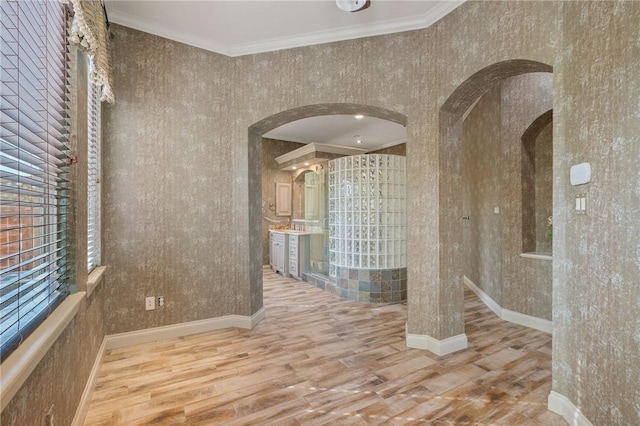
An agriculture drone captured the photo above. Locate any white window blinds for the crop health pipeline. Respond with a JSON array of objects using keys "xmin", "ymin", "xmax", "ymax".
[
  {"xmin": 87, "ymin": 65, "xmax": 101, "ymax": 273},
  {"xmin": 0, "ymin": 0, "xmax": 71, "ymax": 360}
]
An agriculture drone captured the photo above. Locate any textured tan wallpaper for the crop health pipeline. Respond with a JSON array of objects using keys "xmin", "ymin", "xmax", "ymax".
[
  {"xmin": 103, "ymin": 27, "xmax": 240, "ymax": 333},
  {"xmin": 100, "ymin": 1, "xmax": 640, "ymax": 425},
  {"xmin": 462, "ymin": 84, "xmax": 503, "ymax": 304},
  {"xmin": 553, "ymin": 2, "xmax": 640, "ymax": 424},
  {"xmin": 535, "ymin": 123, "xmax": 553, "ymax": 254},
  {"xmin": 500, "ymin": 73, "xmax": 553, "ymax": 320},
  {"xmin": 461, "ymin": 73, "xmax": 552, "ymax": 321}
]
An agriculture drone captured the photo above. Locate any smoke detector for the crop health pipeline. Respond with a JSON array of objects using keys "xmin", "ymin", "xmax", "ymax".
[{"xmin": 336, "ymin": 0, "xmax": 371, "ymax": 13}]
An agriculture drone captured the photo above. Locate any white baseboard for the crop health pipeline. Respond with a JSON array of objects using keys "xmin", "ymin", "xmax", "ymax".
[
  {"xmin": 405, "ymin": 324, "xmax": 468, "ymax": 356},
  {"xmin": 463, "ymin": 276, "xmax": 503, "ymax": 318},
  {"xmin": 502, "ymin": 308, "xmax": 552, "ymax": 334},
  {"xmin": 71, "ymin": 337, "xmax": 106, "ymax": 426},
  {"xmin": 548, "ymin": 391, "xmax": 594, "ymax": 426},
  {"xmin": 105, "ymin": 308, "xmax": 265, "ymax": 350},
  {"xmin": 464, "ymin": 275, "xmax": 552, "ymax": 334}
]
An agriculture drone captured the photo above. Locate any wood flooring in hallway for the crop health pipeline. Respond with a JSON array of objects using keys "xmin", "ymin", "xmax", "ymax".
[{"xmin": 83, "ymin": 269, "xmax": 566, "ymax": 425}]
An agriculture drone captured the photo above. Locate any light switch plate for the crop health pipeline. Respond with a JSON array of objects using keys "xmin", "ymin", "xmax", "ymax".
[{"xmin": 575, "ymin": 194, "xmax": 587, "ymax": 214}]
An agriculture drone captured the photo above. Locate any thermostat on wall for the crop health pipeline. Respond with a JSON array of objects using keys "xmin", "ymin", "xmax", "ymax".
[{"xmin": 570, "ymin": 162, "xmax": 591, "ymax": 186}]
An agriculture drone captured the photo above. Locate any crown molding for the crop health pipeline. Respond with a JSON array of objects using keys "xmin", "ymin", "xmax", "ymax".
[
  {"xmin": 107, "ymin": 9, "xmax": 231, "ymax": 56},
  {"xmin": 108, "ymin": 1, "xmax": 465, "ymax": 58}
]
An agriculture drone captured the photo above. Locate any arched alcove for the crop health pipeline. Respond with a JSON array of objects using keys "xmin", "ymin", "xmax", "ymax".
[
  {"xmin": 247, "ymin": 104, "xmax": 407, "ymax": 313},
  {"xmin": 522, "ymin": 109, "xmax": 554, "ymax": 254}
]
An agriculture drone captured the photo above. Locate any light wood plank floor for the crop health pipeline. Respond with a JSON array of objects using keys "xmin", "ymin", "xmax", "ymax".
[{"xmin": 83, "ymin": 269, "xmax": 566, "ymax": 425}]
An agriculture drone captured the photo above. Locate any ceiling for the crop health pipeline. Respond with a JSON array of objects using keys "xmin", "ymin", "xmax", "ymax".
[
  {"xmin": 105, "ymin": 0, "xmax": 463, "ymax": 149},
  {"xmin": 105, "ymin": 1, "xmax": 464, "ymax": 57},
  {"xmin": 263, "ymin": 114, "xmax": 406, "ymax": 151}
]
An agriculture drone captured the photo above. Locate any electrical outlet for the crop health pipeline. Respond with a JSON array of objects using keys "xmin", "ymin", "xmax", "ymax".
[
  {"xmin": 157, "ymin": 296, "xmax": 165, "ymax": 308},
  {"xmin": 145, "ymin": 296, "xmax": 155, "ymax": 311}
]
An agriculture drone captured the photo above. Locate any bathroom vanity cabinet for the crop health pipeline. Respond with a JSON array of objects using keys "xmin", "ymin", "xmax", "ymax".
[
  {"xmin": 288, "ymin": 233, "xmax": 310, "ymax": 280},
  {"xmin": 269, "ymin": 230, "xmax": 310, "ymax": 279},
  {"xmin": 270, "ymin": 231, "xmax": 288, "ymax": 276}
]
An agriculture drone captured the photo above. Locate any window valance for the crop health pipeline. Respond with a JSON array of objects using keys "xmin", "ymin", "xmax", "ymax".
[{"xmin": 62, "ymin": 0, "xmax": 114, "ymax": 103}]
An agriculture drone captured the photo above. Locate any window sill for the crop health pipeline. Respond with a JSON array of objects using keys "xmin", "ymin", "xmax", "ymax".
[
  {"xmin": 1, "ymin": 292, "xmax": 85, "ymax": 411},
  {"xmin": 520, "ymin": 252, "xmax": 553, "ymax": 261},
  {"xmin": 87, "ymin": 265, "xmax": 107, "ymax": 298}
]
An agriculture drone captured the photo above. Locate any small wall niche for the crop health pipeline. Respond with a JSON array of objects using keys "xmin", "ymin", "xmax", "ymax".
[{"xmin": 522, "ymin": 110, "xmax": 553, "ymax": 255}]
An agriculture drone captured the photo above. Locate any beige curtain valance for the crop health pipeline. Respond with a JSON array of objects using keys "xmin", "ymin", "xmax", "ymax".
[{"xmin": 62, "ymin": 0, "xmax": 115, "ymax": 103}]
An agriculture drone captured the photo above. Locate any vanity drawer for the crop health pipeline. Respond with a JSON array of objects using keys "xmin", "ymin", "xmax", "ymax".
[{"xmin": 289, "ymin": 260, "xmax": 298, "ymax": 276}]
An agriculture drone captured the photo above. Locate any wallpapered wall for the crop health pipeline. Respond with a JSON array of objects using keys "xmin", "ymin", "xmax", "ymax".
[
  {"xmin": 498, "ymin": 74, "xmax": 553, "ymax": 320},
  {"xmin": 4, "ymin": 1, "xmax": 636, "ymax": 425},
  {"xmin": 462, "ymin": 73, "xmax": 553, "ymax": 321},
  {"xmin": 462, "ymin": 84, "xmax": 503, "ymax": 303},
  {"xmin": 103, "ymin": 30, "xmax": 238, "ymax": 333},
  {"xmin": 553, "ymin": 2, "xmax": 640, "ymax": 424},
  {"xmin": 534, "ymin": 123, "xmax": 553, "ymax": 254}
]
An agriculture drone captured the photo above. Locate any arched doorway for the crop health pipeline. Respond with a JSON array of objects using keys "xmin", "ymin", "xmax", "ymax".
[
  {"xmin": 411, "ymin": 59, "xmax": 553, "ymax": 355},
  {"xmin": 247, "ymin": 104, "xmax": 407, "ymax": 315}
]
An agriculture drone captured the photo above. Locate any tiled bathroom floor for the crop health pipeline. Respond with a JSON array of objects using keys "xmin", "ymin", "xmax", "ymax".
[{"xmin": 83, "ymin": 268, "xmax": 566, "ymax": 425}]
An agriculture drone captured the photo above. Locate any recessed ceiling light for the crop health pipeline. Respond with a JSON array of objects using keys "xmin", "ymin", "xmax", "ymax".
[
  {"xmin": 292, "ymin": 166, "xmax": 297, "ymax": 170},
  {"xmin": 304, "ymin": 162, "xmax": 309, "ymax": 166},
  {"xmin": 356, "ymin": 140, "xmax": 362, "ymax": 144},
  {"xmin": 354, "ymin": 114, "xmax": 364, "ymax": 119}
]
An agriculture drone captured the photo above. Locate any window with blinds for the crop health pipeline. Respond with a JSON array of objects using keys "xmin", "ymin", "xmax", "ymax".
[
  {"xmin": 87, "ymin": 64, "xmax": 101, "ymax": 273},
  {"xmin": 0, "ymin": 0, "xmax": 71, "ymax": 360}
]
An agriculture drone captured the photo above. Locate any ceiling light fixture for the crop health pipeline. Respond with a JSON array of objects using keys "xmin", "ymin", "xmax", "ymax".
[
  {"xmin": 354, "ymin": 114, "xmax": 364, "ymax": 119},
  {"xmin": 356, "ymin": 139, "xmax": 363, "ymax": 144},
  {"xmin": 304, "ymin": 162, "xmax": 310, "ymax": 166},
  {"xmin": 336, "ymin": 0, "xmax": 371, "ymax": 13},
  {"xmin": 292, "ymin": 166, "xmax": 297, "ymax": 170}
]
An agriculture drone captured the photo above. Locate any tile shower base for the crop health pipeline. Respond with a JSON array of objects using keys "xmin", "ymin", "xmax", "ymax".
[{"xmin": 304, "ymin": 267, "xmax": 407, "ymax": 303}]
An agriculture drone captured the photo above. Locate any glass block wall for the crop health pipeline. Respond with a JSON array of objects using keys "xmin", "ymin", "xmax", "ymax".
[{"xmin": 328, "ymin": 154, "xmax": 406, "ymax": 277}]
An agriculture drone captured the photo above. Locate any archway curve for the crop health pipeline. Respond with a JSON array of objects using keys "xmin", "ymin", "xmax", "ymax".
[
  {"xmin": 522, "ymin": 108, "xmax": 553, "ymax": 144},
  {"xmin": 249, "ymin": 103, "xmax": 407, "ymax": 135},
  {"xmin": 441, "ymin": 59, "xmax": 553, "ymax": 117},
  {"xmin": 247, "ymin": 103, "xmax": 408, "ymax": 315},
  {"xmin": 432, "ymin": 59, "xmax": 553, "ymax": 351}
]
